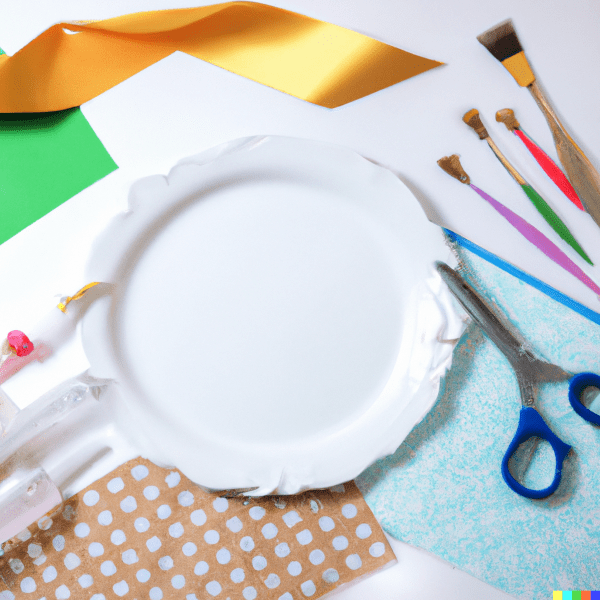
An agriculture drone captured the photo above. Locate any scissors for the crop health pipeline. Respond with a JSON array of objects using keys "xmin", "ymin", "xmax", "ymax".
[{"xmin": 436, "ymin": 262, "xmax": 600, "ymax": 499}]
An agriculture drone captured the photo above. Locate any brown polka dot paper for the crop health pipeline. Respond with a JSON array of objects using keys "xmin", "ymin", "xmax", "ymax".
[{"xmin": 0, "ymin": 458, "xmax": 394, "ymax": 599}]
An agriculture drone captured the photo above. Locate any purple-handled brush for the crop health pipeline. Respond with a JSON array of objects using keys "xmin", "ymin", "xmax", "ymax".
[{"xmin": 438, "ymin": 154, "xmax": 600, "ymax": 298}]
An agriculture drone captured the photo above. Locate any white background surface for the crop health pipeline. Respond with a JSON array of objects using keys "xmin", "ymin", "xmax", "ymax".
[{"xmin": 2, "ymin": 0, "xmax": 599, "ymax": 597}]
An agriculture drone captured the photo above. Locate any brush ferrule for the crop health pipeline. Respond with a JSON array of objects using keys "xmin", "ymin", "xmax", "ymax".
[{"xmin": 501, "ymin": 51, "xmax": 535, "ymax": 87}]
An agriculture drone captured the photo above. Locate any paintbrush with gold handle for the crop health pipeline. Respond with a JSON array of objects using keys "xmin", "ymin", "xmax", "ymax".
[{"xmin": 477, "ymin": 19, "xmax": 600, "ymax": 231}]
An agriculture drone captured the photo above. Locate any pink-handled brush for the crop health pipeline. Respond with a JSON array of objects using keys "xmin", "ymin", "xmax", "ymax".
[
  {"xmin": 496, "ymin": 109, "xmax": 585, "ymax": 211},
  {"xmin": 477, "ymin": 20, "xmax": 600, "ymax": 229}
]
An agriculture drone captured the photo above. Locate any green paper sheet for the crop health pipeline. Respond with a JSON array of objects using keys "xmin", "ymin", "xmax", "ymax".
[{"xmin": 0, "ymin": 108, "xmax": 117, "ymax": 245}]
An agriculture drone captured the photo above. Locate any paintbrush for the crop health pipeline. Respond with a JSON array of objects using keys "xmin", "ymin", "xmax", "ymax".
[
  {"xmin": 477, "ymin": 19, "xmax": 600, "ymax": 230},
  {"xmin": 496, "ymin": 108, "xmax": 585, "ymax": 211},
  {"xmin": 437, "ymin": 154, "xmax": 600, "ymax": 298},
  {"xmin": 462, "ymin": 109, "xmax": 592, "ymax": 265}
]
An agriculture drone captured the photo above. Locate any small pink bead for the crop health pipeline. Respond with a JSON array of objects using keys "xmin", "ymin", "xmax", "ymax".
[{"xmin": 7, "ymin": 330, "xmax": 34, "ymax": 357}]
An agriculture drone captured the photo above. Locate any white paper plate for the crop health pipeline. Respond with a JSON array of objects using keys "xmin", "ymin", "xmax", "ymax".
[{"xmin": 81, "ymin": 136, "xmax": 463, "ymax": 494}]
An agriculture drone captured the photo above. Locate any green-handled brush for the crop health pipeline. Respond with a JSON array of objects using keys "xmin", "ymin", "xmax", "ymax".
[
  {"xmin": 477, "ymin": 19, "xmax": 600, "ymax": 231},
  {"xmin": 463, "ymin": 109, "xmax": 593, "ymax": 265}
]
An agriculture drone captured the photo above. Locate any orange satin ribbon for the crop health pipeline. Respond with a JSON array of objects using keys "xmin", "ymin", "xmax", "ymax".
[{"xmin": 0, "ymin": 2, "xmax": 443, "ymax": 111}]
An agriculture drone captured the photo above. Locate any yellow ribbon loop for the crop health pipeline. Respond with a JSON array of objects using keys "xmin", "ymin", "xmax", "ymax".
[
  {"xmin": 0, "ymin": 3, "xmax": 443, "ymax": 111},
  {"xmin": 57, "ymin": 282, "xmax": 101, "ymax": 313}
]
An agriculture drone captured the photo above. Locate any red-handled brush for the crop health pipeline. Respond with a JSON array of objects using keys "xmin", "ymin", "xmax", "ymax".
[
  {"xmin": 496, "ymin": 109, "xmax": 585, "ymax": 211},
  {"xmin": 477, "ymin": 20, "xmax": 600, "ymax": 230}
]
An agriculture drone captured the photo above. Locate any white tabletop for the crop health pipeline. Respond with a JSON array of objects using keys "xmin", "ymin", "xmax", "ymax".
[{"xmin": 2, "ymin": 0, "xmax": 599, "ymax": 597}]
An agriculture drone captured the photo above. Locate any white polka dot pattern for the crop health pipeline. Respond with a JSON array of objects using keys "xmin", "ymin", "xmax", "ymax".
[
  {"xmin": 182, "ymin": 542, "xmax": 197, "ymax": 556},
  {"xmin": 107, "ymin": 477, "xmax": 125, "ymax": 494},
  {"xmin": 110, "ymin": 530, "xmax": 126, "ymax": 545},
  {"xmin": 178, "ymin": 491, "xmax": 194, "ymax": 507},
  {"xmin": 275, "ymin": 543, "xmax": 291, "ymax": 558},
  {"xmin": 83, "ymin": 491, "xmax": 99, "ymax": 506},
  {"xmin": 26, "ymin": 545, "xmax": 41, "ymax": 560},
  {"xmin": 282, "ymin": 510, "xmax": 303, "ymax": 528},
  {"xmin": 88, "ymin": 543, "xmax": 104, "ymax": 558},
  {"xmin": 73, "ymin": 524, "xmax": 90, "ymax": 539},
  {"xmin": 248, "ymin": 506, "xmax": 266, "ymax": 521},
  {"xmin": 131, "ymin": 465, "xmax": 149, "ymax": 481},
  {"xmin": 0, "ymin": 459, "xmax": 392, "ymax": 599},
  {"xmin": 143, "ymin": 486, "xmax": 160, "ymax": 501},
  {"xmin": 146, "ymin": 536, "xmax": 162, "ymax": 552},
  {"xmin": 113, "ymin": 579, "xmax": 129, "ymax": 596},
  {"xmin": 212, "ymin": 498, "xmax": 228, "ymax": 513},
  {"xmin": 226, "ymin": 516, "xmax": 242, "ymax": 533},
  {"xmin": 15, "ymin": 532, "xmax": 30, "ymax": 544},
  {"xmin": 63, "ymin": 553, "xmax": 80, "ymax": 570},
  {"xmin": 121, "ymin": 549, "xmax": 138, "ymax": 565},
  {"xmin": 262, "ymin": 523, "xmax": 278, "ymax": 539}
]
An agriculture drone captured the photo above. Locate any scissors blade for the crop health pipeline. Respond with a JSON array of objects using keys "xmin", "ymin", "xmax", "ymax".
[
  {"xmin": 210, "ymin": 487, "xmax": 260, "ymax": 498},
  {"xmin": 525, "ymin": 360, "xmax": 571, "ymax": 383},
  {"xmin": 437, "ymin": 263, "xmax": 527, "ymax": 362},
  {"xmin": 435, "ymin": 263, "xmax": 570, "ymax": 384}
]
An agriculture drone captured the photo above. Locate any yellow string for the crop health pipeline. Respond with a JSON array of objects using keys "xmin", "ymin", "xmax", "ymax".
[{"xmin": 57, "ymin": 282, "xmax": 101, "ymax": 313}]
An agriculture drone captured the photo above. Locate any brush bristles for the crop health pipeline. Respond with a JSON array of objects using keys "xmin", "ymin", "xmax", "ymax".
[
  {"xmin": 438, "ymin": 155, "xmax": 471, "ymax": 185},
  {"xmin": 463, "ymin": 109, "xmax": 489, "ymax": 140},
  {"xmin": 477, "ymin": 19, "xmax": 523, "ymax": 62}
]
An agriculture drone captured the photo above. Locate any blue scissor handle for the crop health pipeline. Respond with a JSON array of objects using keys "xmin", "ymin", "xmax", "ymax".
[
  {"xmin": 569, "ymin": 372, "xmax": 600, "ymax": 426},
  {"xmin": 501, "ymin": 407, "xmax": 572, "ymax": 499}
]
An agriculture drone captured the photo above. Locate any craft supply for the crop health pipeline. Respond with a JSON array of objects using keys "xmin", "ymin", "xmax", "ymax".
[
  {"xmin": 359, "ymin": 249, "xmax": 600, "ymax": 598},
  {"xmin": 462, "ymin": 109, "xmax": 592, "ymax": 264},
  {"xmin": 0, "ymin": 283, "xmax": 110, "ymax": 386},
  {"xmin": 437, "ymin": 155, "xmax": 600, "ymax": 297},
  {"xmin": 6, "ymin": 331, "xmax": 33, "ymax": 357},
  {"xmin": 444, "ymin": 229, "xmax": 600, "ymax": 327},
  {"xmin": 0, "ymin": 4, "xmax": 443, "ymax": 112},
  {"xmin": 0, "ymin": 109, "xmax": 117, "ymax": 247},
  {"xmin": 477, "ymin": 19, "xmax": 600, "ymax": 230},
  {"xmin": 0, "ymin": 332, "xmax": 49, "ymax": 386},
  {"xmin": 436, "ymin": 261, "xmax": 600, "ymax": 498},
  {"xmin": 78, "ymin": 135, "xmax": 462, "ymax": 496},
  {"xmin": 496, "ymin": 108, "xmax": 585, "ymax": 211},
  {"xmin": 0, "ymin": 137, "xmax": 463, "ymax": 544},
  {"xmin": 0, "ymin": 458, "xmax": 394, "ymax": 600},
  {"xmin": 0, "ymin": 345, "xmax": 50, "ymax": 386},
  {"xmin": 0, "ymin": 331, "xmax": 34, "ymax": 370},
  {"xmin": 0, "ymin": 377, "xmax": 112, "ymax": 546},
  {"xmin": 57, "ymin": 282, "xmax": 101, "ymax": 314}
]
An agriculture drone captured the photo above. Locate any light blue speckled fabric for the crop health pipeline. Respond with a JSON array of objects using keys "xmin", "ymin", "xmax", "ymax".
[{"xmin": 357, "ymin": 247, "xmax": 600, "ymax": 600}]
